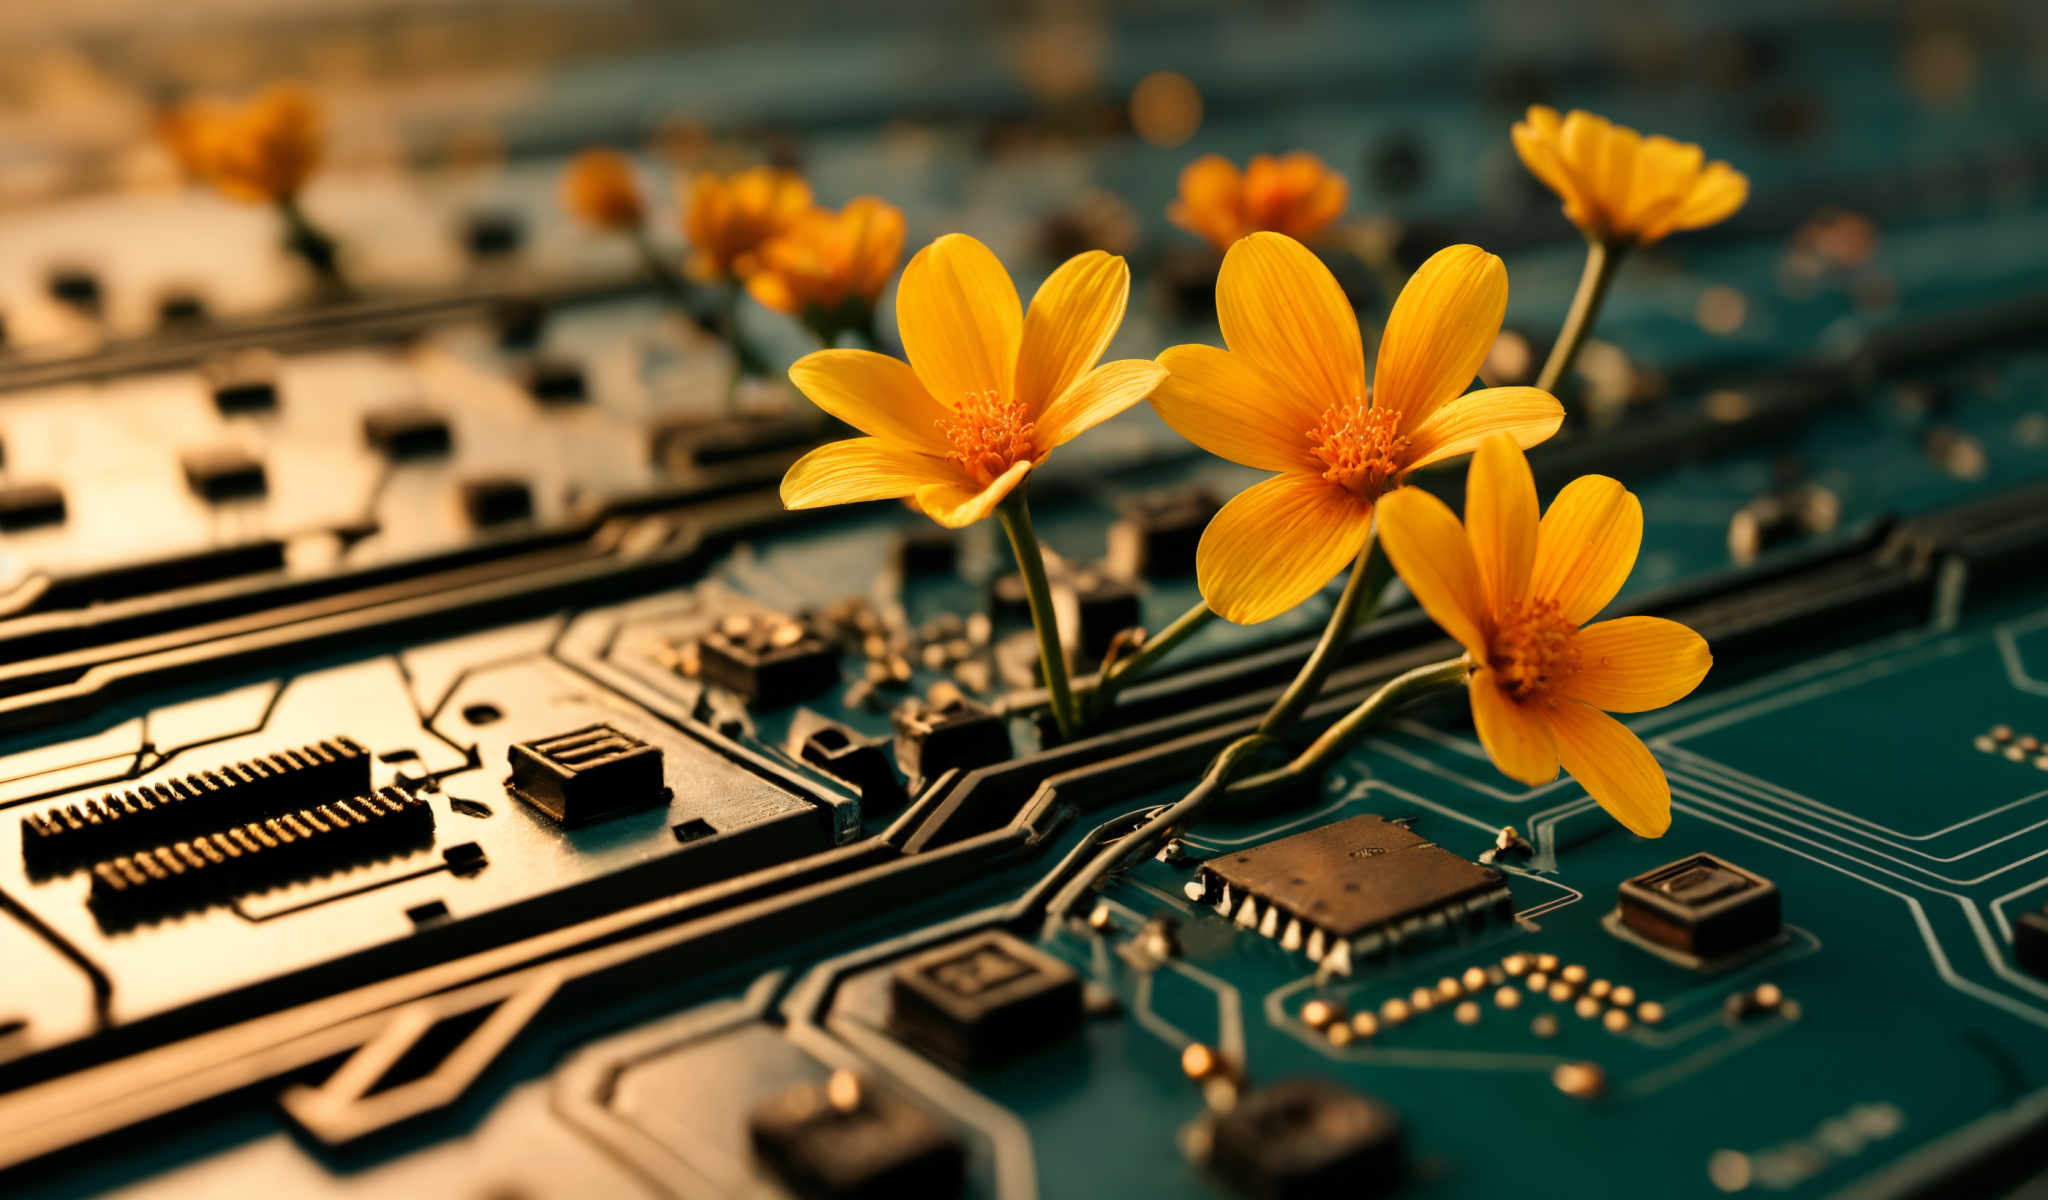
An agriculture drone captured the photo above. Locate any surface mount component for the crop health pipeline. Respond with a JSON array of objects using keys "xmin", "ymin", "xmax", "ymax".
[
  {"xmin": 748, "ymin": 1071, "xmax": 965, "ymax": 1200},
  {"xmin": 363, "ymin": 404, "xmax": 453, "ymax": 459},
  {"xmin": 698, "ymin": 616, "xmax": 839, "ymax": 705},
  {"xmin": 180, "ymin": 446, "xmax": 268, "ymax": 501},
  {"xmin": 0, "ymin": 481, "xmax": 67, "ymax": 530},
  {"xmin": 2016, "ymin": 906, "xmax": 2048, "ymax": 979},
  {"xmin": 21, "ymin": 736, "xmax": 372, "ymax": 874},
  {"xmin": 789, "ymin": 713, "xmax": 904, "ymax": 808},
  {"xmin": 204, "ymin": 350, "xmax": 282, "ymax": 414},
  {"xmin": 894, "ymin": 527, "xmax": 958, "ymax": 576},
  {"xmin": 887, "ymin": 930, "xmax": 1082, "ymax": 1072},
  {"xmin": 506, "ymin": 725, "xmax": 669, "ymax": 827},
  {"xmin": 1614, "ymin": 853, "xmax": 1782, "ymax": 965},
  {"xmin": 459, "ymin": 476, "xmax": 534, "ymax": 526},
  {"xmin": 1107, "ymin": 487, "xmax": 1221, "ymax": 577},
  {"xmin": 1206, "ymin": 1079, "xmax": 1405, "ymax": 1200},
  {"xmin": 1192, "ymin": 815, "xmax": 1511, "ymax": 974},
  {"xmin": 462, "ymin": 210, "xmax": 524, "ymax": 259},
  {"xmin": 522, "ymin": 357, "xmax": 588, "ymax": 404},
  {"xmin": 46, "ymin": 265, "xmax": 102, "ymax": 313},
  {"xmin": 1069, "ymin": 569, "xmax": 1142, "ymax": 661},
  {"xmin": 88, "ymin": 788, "xmax": 433, "ymax": 925},
  {"xmin": 891, "ymin": 696, "xmax": 1011, "ymax": 792}
]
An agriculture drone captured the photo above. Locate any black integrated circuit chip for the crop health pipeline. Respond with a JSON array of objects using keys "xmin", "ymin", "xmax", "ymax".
[
  {"xmin": 1194, "ymin": 814, "xmax": 1511, "ymax": 973},
  {"xmin": 1615, "ymin": 853, "xmax": 1781, "ymax": 964},
  {"xmin": 888, "ymin": 930, "xmax": 1082, "ymax": 1072},
  {"xmin": 748, "ymin": 1071, "xmax": 965, "ymax": 1200},
  {"xmin": 1207, "ymin": 1078, "xmax": 1405, "ymax": 1200}
]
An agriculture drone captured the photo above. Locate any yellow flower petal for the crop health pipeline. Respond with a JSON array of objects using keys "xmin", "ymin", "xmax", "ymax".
[
  {"xmin": 1168, "ymin": 154, "xmax": 1245, "ymax": 249},
  {"xmin": 1469, "ymin": 670, "xmax": 1558, "ymax": 785},
  {"xmin": 788, "ymin": 349, "xmax": 950, "ymax": 454},
  {"xmin": 1528, "ymin": 475, "xmax": 1642, "ymax": 624},
  {"xmin": 1015, "ymin": 250, "xmax": 1129, "ymax": 418},
  {"xmin": 1664, "ymin": 162, "xmax": 1749, "ymax": 235},
  {"xmin": 1465, "ymin": 435, "xmax": 1538, "ymax": 617},
  {"xmin": 1374, "ymin": 245, "xmax": 1507, "ymax": 435},
  {"xmin": 896, "ymin": 233, "xmax": 1022, "ymax": 407},
  {"xmin": 1546, "ymin": 701, "xmax": 1671, "ymax": 837},
  {"xmin": 1566, "ymin": 617, "xmax": 1711, "ymax": 713},
  {"xmin": 1374, "ymin": 486, "xmax": 1488, "ymax": 659},
  {"xmin": 1151, "ymin": 344, "xmax": 1323, "ymax": 473},
  {"xmin": 1036, "ymin": 360, "xmax": 1167, "ymax": 452},
  {"xmin": 781, "ymin": 437, "xmax": 952, "ymax": 510},
  {"xmin": 1622, "ymin": 135, "xmax": 1703, "ymax": 233},
  {"xmin": 1511, "ymin": 107, "xmax": 1578, "ymax": 211},
  {"xmin": 1196, "ymin": 473, "xmax": 1374, "ymax": 624},
  {"xmin": 1217, "ymin": 232, "xmax": 1365, "ymax": 415},
  {"xmin": 1403, "ymin": 386, "xmax": 1565, "ymax": 471},
  {"xmin": 913, "ymin": 460, "xmax": 1032, "ymax": 529}
]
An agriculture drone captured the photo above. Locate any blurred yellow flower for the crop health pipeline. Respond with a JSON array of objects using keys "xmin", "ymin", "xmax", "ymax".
[
  {"xmin": 1512, "ymin": 106, "xmax": 1748, "ymax": 246},
  {"xmin": 1151, "ymin": 234, "xmax": 1563, "ymax": 624},
  {"xmin": 199, "ymin": 86, "xmax": 323, "ymax": 205},
  {"xmin": 155, "ymin": 101, "xmax": 226, "ymax": 180},
  {"xmin": 747, "ymin": 196, "xmax": 906, "ymax": 321},
  {"xmin": 781, "ymin": 234, "xmax": 1165, "ymax": 527},
  {"xmin": 1377, "ymin": 436, "xmax": 1711, "ymax": 836},
  {"xmin": 562, "ymin": 149, "xmax": 646, "ymax": 232},
  {"xmin": 1168, "ymin": 152, "xmax": 1347, "ymax": 251},
  {"xmin": 683, "ymin": 166, "xmax": 813, "ymax": 281}
]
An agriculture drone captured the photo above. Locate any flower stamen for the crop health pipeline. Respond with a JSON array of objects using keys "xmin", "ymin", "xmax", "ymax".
[
  {"xmin": 1308, "ymin": 397, "xmax": 1409, "ymax": 498},
  {"xmin": 1489, "ymin": 599, "xmax": 1580, "ymax": 703},
  {"xmin": 939, "ymin": 390, "xmax": 1037, "ymax": 487}
]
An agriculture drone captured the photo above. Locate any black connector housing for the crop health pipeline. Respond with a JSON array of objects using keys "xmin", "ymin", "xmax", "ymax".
[
  {"xmin": 887, "ymin": 930, "xmax": 1081, "ymax": 1072},
  {"xmin": 507, "ymin": 725, "xmax": 668, "ymax": 827}
]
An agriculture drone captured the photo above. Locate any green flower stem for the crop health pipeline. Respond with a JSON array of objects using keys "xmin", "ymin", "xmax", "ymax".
[
  {"xmin": 278, "ymin": 195, "xmax": 344, "ymax": 290},
  {"xmin": 1535, "ymin": 238, "xmax": 1626, "ymax": 395},
  {"xmin": 630, "ymin": 225, "xmax": 692, "ymax": 303},
  {"xmin": 1256, "ymin": 533, "xmax": 1393, "ymax": 736},
  {"xmin": 997, "ymin": 489, "xmax": 1081, "ymax": 741},
  {"xmin": 1230, "ymin": 655, "xmax": 1471, "ymax": 796}
]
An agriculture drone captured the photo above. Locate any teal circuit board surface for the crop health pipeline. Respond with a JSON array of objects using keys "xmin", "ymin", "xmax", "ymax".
[{"xmin": 1, "ymin": 3, "xmax": 2047, "ymax": 1199}]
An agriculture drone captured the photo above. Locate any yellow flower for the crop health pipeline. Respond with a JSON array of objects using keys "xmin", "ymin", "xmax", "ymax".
[
  {"xmin": 1168, "ymin": 152, "xmax": 1348, "ymax": 251},
  {"xmin": 1151, "ymin": 233, "xmax": 1564, "ymax": 625},
  {"xmin": 746, "ymin": 196, "xmax": 906, "ymax": 319},
  {"xmin": 155, "ymin": 101, "xmax": 226, "ymax": 180},
  {"xmin": 683, "ymin": 166, "xmax": 813, "ymax": 281},
  {"xmin": 199, "ymin": 85, "xmax": 323, "ymax": 204},
  {"xmin": 781, "ymin": 234, "xmax": 1166, "ymax": 528},
  {"xmin": 562, "ymin": 149, "xmax": 645, "ymax": 232},
  {"xmin": 1377, "ymin": 436, "xmax": 1711, "ymax": 836},
  {"xmin": 1511, "ymin": 106, "xmax": 1748, "ymax": 246}
]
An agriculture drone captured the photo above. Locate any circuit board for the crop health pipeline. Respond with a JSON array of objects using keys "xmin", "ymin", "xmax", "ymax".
[{"xmin": 2, "ymin": 3, "xmax": 2048, "ymax": 1198}]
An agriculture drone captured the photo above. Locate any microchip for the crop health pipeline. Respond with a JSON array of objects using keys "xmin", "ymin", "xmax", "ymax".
[
  {"xmin": 1206, "ymin": 1078, "xmax": 1404, "ymax": 1200},
  {"xmin": 1194, "ymin": 815, "xmax": 1511, "ymax": 975},
  {"xmin": 887, "ymin": 930, "xmax": 1081, "ymax": 1072},
  {"xmin": 1615, "ymin": 853, "xmax": 1781, "ymax": 964},
  {"xmin": 507, "ymin": 724, "xmax": 669, "ymax": 827},
  {"xmin": 748, "ymin": 1071, "xmax": 965, "ymax": 1200}
]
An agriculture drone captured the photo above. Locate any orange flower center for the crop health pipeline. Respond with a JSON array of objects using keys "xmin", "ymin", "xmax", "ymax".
[
  {"xmin": 939, "ymin": 390, "xmax": 1037, "ymax": 488},
  {"xmin": 1309, "ymin": 398, "xmax": 1409, "ymax": 498},
  {"xmin": 1489, "ymin": 599, "xmax": 1580, "ymax": 703}
]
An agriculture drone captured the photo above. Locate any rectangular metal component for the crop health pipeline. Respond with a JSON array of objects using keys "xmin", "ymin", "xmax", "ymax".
[
  {"xmin": 1199, "ymin": 814, "xmax": 1505, "ymax": 939},
  {"xmin": 1619, "ymin": 853, "xmax": 1781, "ymax": 959},
  {"xmin": 507, "ymin": 725, "xmax": 668, "ymax": 827}
]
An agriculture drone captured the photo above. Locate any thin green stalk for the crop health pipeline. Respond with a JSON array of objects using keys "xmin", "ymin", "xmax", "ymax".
[
  {"xmin": 997, "ymin": 489, "xmax": 1080, "ymax": 741},
  {"xmin": 1231, "ymin": 655, "xmax": 1471, "ymax": 796},
  {"xmin": 1257, "ymin": 534, "xmax": 1393, "ymax": 736},
  {"xmin": 1535, "ymin": 238, "xmax": 1625, "ymax": 395},
  {"xmin": 630, "ymin": 225, "xmax": 691, "ymax": 303},
  {"xmin": 278, "ymin": 195, "xmax": 344, "ymax": 289}
]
